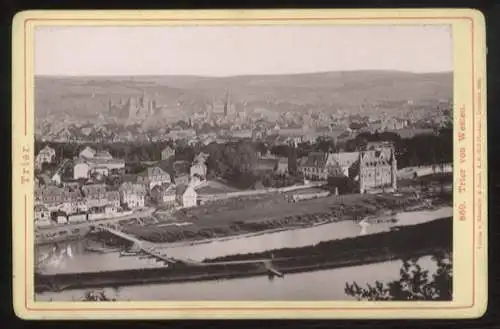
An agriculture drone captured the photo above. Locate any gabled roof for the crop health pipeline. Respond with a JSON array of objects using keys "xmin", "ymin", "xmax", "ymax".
[
  {"xmin": 299, "ymin": 152, "xmax": 328, "ymax": 168},
  {"xmin": 34, "ymin": 204, "xmax": 49, "ymax": 212},
  {"xmin": 119, "ymin": 182, "xmax": 147, "ymax": 195},
  {"xmin": 329, "ymin": 152, "xmax": 360, "ymax": 167},
  {"xmin": 162, "ymin": 146, "xmax": 175, "ymax": 153},
  {"xmin": 176, "ymin": 184, "xmax": 196, "ymax": 196},
  {"xmin": 138, "ymin": 166, "xmax": 169, "ymax": 178},
  {"xmin": 82, "ymin": 184, "xmax": 107, "ymax": 196},
  {"xmin": 80, "ymin": 146, "xmax": 96, "ymax": 156},
  {"xmin": 361, "ymin": 148, "xmax": 393, "ymax": 164},
  {"xmin": 95, "ymin": 150, "xmax": 112, "ymax": 158},
  {"xmin": 152, "ymin": 183, "xmax": 176, "ymax": 195}
]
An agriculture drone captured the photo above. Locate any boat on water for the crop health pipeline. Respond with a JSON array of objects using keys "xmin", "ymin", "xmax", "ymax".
[
  {"xmin": 119, "ymin": 251, "xmax": 140, "ymax": 257},
  {"xmin": 84, "ymin": 246, "xmax": 108, "ymax": 254}
]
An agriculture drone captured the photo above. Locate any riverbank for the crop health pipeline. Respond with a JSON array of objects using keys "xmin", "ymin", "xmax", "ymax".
[
  {"xmin": 35, "ymin": 208, "xmax": 155, "ymax": 246},
  {"xmin": 35, "ymin": 216, "xmax": 452, "ymax": 293},
  {"xmin": 119, "ymin": 189, "xmax": 451, "ymax": 245}
]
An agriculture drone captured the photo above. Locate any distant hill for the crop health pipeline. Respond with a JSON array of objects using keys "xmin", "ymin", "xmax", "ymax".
[{"xmin": 35, "ymin": 70, "xmax": 453, "ymax": 124}]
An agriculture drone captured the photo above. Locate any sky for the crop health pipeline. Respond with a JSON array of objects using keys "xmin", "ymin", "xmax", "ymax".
[{"xmin": 34, "ymin": 25, "xmax": 452, "ymax": 76}]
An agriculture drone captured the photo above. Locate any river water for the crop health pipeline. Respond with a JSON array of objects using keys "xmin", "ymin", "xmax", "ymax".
[
  {"xmin": 35, "ymin": 207, "xmax": 451, "ymax": 301},
  {"xmin": 36, "ymin": 256, "xmax": 438, "ymax": 301}
]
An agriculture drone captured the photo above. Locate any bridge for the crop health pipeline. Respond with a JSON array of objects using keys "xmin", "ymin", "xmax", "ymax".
[
  {"xmin": 94, "ymin": 225, "xmax": 192, "ymax": 265},
  {"xmin": 93, "ymin": 224, "xmax": 283, "ymax": 276}
]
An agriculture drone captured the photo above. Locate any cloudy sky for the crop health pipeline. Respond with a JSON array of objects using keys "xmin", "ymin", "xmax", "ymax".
[{"xmin": 35, "ymin": 24, "xmax": 452, "ymax": 76}]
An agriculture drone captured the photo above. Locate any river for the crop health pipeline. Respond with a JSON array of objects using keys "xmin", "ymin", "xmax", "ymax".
[
  {"xmin": 36, "ymin": 256, "xmax": 438, "ymax": 301},
  {"xmin": 36, "ymin": 206, "xmax": 452, "ymax": 274}
]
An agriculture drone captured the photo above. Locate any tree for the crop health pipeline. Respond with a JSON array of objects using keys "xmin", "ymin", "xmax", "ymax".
[
  {"xmin": 327, "ymin": 176, "xmax": 357, "ymax": 195},
  {"xmin": 81, "ymin": 290, "xmax": 117, "ymax": 301},
  {"xmin": 345, "ymin": 252, "xmax": 452, "ymax": 301}
]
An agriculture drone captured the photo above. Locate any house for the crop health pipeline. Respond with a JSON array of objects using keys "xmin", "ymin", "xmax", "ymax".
[
  {"xmin": 358, "ymin": 143, "xmax": 397, "ymax": 194},
  {"xmin": 118, "ymin": 182, "xmax": 146, "ymax": 209},
  {"xmin": 190, "ymin": 163, "xmax": 207, "ymax": 181},
  {"xmin": 58, "ymin": 189, "xmax": 86, "ymax": 215},
  {"xmin": 34, "ymin": 204, "xmax": 51, "ymax": 227},
  {"xmin": 79, "ymin": 146, "xmax": 96, "ymax": 159},
  {"xmin": 35, "ymin": 145, "xmax": 56, "ymax": 170},
  {"xmin": 104, "ymin": 204, "xmax": 118, "ymax": 215},
  {"xmin": 190, "ymin": 153, "xmax": 209, "ymax": 181},
  {"xmin": 276, "ymin": 157, "xmax": 289, "ymax": 175},
  {"xmin": 86, "ymin": 158, "xmax": 125, "ymax": 172},
  {"xmin": 35, "ymin": 186, "xmax": 83, "ymax": 214},
  {"xmin": 150, "ymin": 183, "xmax": 177, "ymax": 206},
  {"xmin": 161, "ymin": 146, "xmax": 175, "ymax": 161},
  {"xmin": 90, "ymin": 166, "xmax": 110, "ymax": 178},
  {"xmin": 328, "ymin": 152, "xmax": 360, "ymax": 177},
  {"xmin": 53, "ymin": 211, "xmax": 68, "ymax": 224},
  {"xmin": 298, "ymin": 152, "xmax": 343, "ymax": 181},
  {"xmin": 82, "ymin": 184, "xmax": 108, "ymax": 208},
  {"xmin": 74, "ymin": 160, "xmax": 91, "ymax": 180},
  {"xmin": 106, "ymin": 191, "xmax": 121, "ymax": 208},
  {"xmin": 176, "ymin": 184, "xmax": 198, "ymax": 208},
  {"xmin": 95, "ymin": 150, "xmax": 113, "ymax": 159},
  {"xmin": 51, "ymin": 171, "xmax": 62, "ymax": 185},
  {"xmin": 137, "ymin": 166, "xmax": 172, "ymax": 191},
  {"xmin": 68, "ymin": 213, "xmax": 87, "ymax": 223},
  {"xmin": 75, "ymin": 149, "xmax": 125, "ymax": 179}
]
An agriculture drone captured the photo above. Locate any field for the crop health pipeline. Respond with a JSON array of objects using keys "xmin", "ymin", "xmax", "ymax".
[{"xmin": 121, "ymin": 190, "xmax": 443, "ymax": 243}]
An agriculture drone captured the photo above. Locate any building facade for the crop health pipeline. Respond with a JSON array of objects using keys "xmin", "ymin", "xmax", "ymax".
[
  {"xmin": 176, "ymin": 184, "xmax": 198, "ymax": 208},
  {"xmin": 151, "ymin": 184, "xmax": 177, "ymax": 206},
  {"xmin": 298, "ymin": 152, "xmax": 344, "ymax": 181},
  {"xmin": 137, "ymin": 166, "xmax": 172, "ymax": 191},
  {"xmin": 119, "ymin": 182, "xmax": 146, "ymax": 209},
  {"xmin": 35, "ymin": 145, "xmax": 56, "ymax": 170},
  {"xmin": 34, "ymin": 204, "xmax": 51, "ymax": 226},
  {"xmin": 161, "ymin": 146, "xmax": 175, "ymax": 161},
  {"xmin": 298, "ymin": 142, "xmax": 398, "ymax": 194},
  {"xmin": 358, "ymin": 142, "xmax": 397, "ymax": 194}
]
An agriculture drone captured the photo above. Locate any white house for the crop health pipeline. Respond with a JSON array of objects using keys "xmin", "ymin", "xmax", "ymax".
[
  {"xmin": 119, "ymin": 182, "xmax": 146, "ymax": 209},
  {"xmin": 35, "ymin": 146, "xmax": 56, "ymax": 170},
  {"xmin": 161, "ymin": 146, "xmax": 175, "ymax": 161},
  {"xmin": 51, "ymin": 171, "xmax": 62, "ymax": 185},
  {"xmin": 176, "ymin": 184, "xmax": 198, "ymax": 208},
  {"xmin": 34, "ymin": 204, "xmax": 51, "ymax": 227},
  {"xmin": 79, "ymin": 146, "xmax": 96, "ymax": 159},
  {"xmin": 73, "ymin": 161, "xmax": 91, "ymax": 180}
]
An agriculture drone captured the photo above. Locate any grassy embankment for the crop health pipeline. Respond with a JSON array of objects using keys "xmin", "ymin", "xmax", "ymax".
[{"xmin": 121, "ymin": 188, "xmax": 452, "ymax": 244}]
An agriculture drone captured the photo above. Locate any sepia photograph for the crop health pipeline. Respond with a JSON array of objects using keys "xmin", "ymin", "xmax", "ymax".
[
  {"xmin": 11, "ymin": 9, "xmax": 488, "ymax": 319},
  {"xmin": 32, "ymin": 23, "xmax": 454, "ymax": 302}
]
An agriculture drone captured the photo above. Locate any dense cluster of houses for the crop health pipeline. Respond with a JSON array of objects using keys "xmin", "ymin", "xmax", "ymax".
[
  {"xmin": 33, "ymin": 140, "xmax": 398, "ymax": 227},
  {"xmin": 34, "ymin": 145, "xmax": 207, "ymax": 227}
]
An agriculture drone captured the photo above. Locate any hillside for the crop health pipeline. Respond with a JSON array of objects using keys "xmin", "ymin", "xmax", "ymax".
[{"xmin": 35, "ymin": 70, "xmax": 453, "ymax": 124}]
